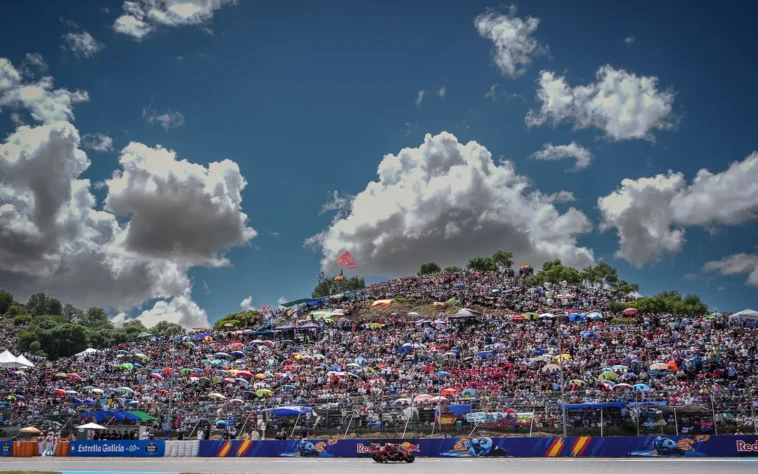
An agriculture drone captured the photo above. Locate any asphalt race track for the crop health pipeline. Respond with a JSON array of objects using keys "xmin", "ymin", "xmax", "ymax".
[{"xmin": 2, "ymin": 458, "xmax": 758, "ymax": 474}]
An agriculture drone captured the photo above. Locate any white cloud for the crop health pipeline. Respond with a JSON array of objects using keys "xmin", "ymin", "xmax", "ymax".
[
  {"xmin": 114, "ymin": 0, "xmax": 237, "ymax": 40},
  {"xmin": 23, "ymin": 53, "xmax": 48, "ymax": 73},
  {"xmin": 277, "ymin": 296, "xmax": 287, "ymax": 309},
  {"xmin": 624, "ymin": 36, "xmax": 636, "ymax": 46},
  {"xmin": 0, "ymin": 57, "xmax": 89, "ymax": 124},
  {"xmin": 104, "ymin": 142, "xmax": 257, "ymax": 265},
  {"xmin": 474, "ymin": 8, "xmax": 547, "ymax": 78},
  {"xmin": 61, "ymin": 32, "xmax": 106, "ymax": 58},
  {"xmin": 526, "ymin": 65, "xmax": 675, "ymax": 141},
  {"xmin": 704, "ymin": 254, "xmax": 758, "ymax": 287},
  {"xmin": 305, "ymin": 132, "xmax": 594, "ymax": 277},
  {"xmin": 143, "ymin": 105, "xmax": 184, "ymax": 130},
  {"xmin": 485, "ymin": 83, "xmax": 499, "ymax": 101},
  {"xmin": 0, "ymin": 78, "xmax": 255, "ymax": 329},
  {"xmin": 598, "ymin": 152, "xmax": 758, "ymax": 267},
  {"xmin": 319, "ymin": 190, "xmax": 354, "ymax": 220},
  {"xmin": 112, "ymin": 293, "xmax": 209, "ymax": 328},
  {"xmin": 240, "ymin": 296, "xmax": 254, "ymax": 311},
  {"xmin": 82, "ymin": 133, "xmax": 114, "ymax": 152},
  {"xmin": 415, "ymin": 87, "xmax": 446, "ymax": 106},
  {"xmin": 531, "ymin": 142, "xmax": 593, "ymax": 170}
]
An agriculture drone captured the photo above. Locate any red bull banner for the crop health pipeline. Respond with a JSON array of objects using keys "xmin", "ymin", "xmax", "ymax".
[{"xmin": 199, "ymin": 435, "xmax": 758, "ymax": 458}]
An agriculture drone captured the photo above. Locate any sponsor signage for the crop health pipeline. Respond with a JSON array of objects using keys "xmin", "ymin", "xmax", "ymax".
[
  {"xmin": 69, "ymin": 440, "xmax": 164, "ymax": 457},
  {"xmin": 0, "ymin": 441, "xmax": 11, "ymax": 457}
]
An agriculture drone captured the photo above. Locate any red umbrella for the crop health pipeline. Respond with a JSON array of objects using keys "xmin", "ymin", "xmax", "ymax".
[
  {"xmin": 623, "ymin": 308, "xmax": 639, "ymax": 316},
  {"xmin": 162, "ymin": 367, "xmax": 173, "ymax": 375},
  {"xmin": 68, "ymin": 374, "xmax": 82, "ymax": 380},
  {"xmin": 54, "ymin": 389, "xmax": 65, "ymax": 395}
]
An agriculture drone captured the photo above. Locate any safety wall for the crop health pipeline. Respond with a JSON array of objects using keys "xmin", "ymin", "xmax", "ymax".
[
  {"xmin": 5, "ymin": 436, "xmax": 758, "ymax": 458},
  {"xmin": 198, "ymin": 435, "xmax": 758, "ymax": 458},
  {"xmin": 165, "ymin": 440, "xmax": 200, "ymax": 457}
]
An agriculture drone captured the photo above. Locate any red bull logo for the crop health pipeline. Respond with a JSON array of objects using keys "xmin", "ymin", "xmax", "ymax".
[
  {"xmin": 356, "ymin": 442, "xmax": 421, "ymax": 454},
  {"xmin": 736, "ymin": 440, "xmax": 758, "ymax": 452}
]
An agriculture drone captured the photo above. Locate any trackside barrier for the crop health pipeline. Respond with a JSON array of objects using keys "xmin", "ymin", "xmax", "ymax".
[
  {"xmin": 165, "ymin": 440, "xmax": 200, "ymax": 457},
  {"xmin": 199, "ymin": 435, "xmax": 758, "ymax": 458},
  {"xmin": 6, "ymin": 435, "xmax": 756, "ymax": 457},
  {"xmin": 68, "ymin": 440, "xmax": 165, "ymax": 457}
]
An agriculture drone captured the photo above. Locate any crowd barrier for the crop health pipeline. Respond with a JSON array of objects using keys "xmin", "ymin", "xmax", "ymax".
[{"xmin": 3, "ymin": 436, "xmax": 757, "ymax": 458}]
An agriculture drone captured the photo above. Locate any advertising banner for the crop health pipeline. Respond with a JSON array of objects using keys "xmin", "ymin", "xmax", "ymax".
[
  {"xmin": 199, "ymin": 435, "xmax": 758, "ymax": 458},
  {"xmin": 0, "ymin": 440, "xmax": 11, "ymax": 456},
  {"xmin": 68, "ymin": 440, "xmax": 165, "ymax": 457}
]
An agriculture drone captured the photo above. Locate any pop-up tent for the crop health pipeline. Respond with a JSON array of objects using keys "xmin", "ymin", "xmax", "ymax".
[
  {"xmin": 729, "ymin": 309, "xmax": 758, "ymax": 323},
  {"xmin": 0, "ymin": 350, "xmax": 23, "ymax": 368}
]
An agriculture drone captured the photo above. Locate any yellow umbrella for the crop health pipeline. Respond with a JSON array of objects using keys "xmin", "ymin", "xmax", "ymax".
[{"xmin": 20, "ymin": 426, "xmax": 41, "ymax": 434}]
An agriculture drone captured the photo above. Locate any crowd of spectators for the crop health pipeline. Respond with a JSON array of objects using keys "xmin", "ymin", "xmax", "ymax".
[{"xmin": 1, "ymin": 271, "xmax": 756, "ymax": 439}]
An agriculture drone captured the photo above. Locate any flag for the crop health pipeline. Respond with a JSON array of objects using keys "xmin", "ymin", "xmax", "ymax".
[
  {"xmin": 334, "ymin": 269, "xmax": 344, "ymax": 281},
  {"xmin": 260, "ymin": 303, "xmax": 271, "ymax": 315},
  {"xmin": 336, "ymin": 251, "xmax": 357, "ymax": 269}
]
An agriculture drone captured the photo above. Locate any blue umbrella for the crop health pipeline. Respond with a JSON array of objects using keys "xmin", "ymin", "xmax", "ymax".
[
  {"xmin": 462, "ymin": 388, "xmax": 478, "ymax": 396},
  {"xmin": 476, "ymin": 351, "xmax": 494, "ymax": 359},
  {"xmin": 633, "ymin": 384, "xmax": 650, "ymax": 391},
  {"xmin": 231, "ymin": 351, "xmax": 245, "ymax": 359},
  {"xmin": 84, "ymin": 398, "xmax": 96, "ymax": 405},
  {"xmin": 438, "ymin": 371, "xmax": 451, "ymax": 378},
  {"xmin": 71, "ymin": 397, "xmax": 82, "ymax": 405}
]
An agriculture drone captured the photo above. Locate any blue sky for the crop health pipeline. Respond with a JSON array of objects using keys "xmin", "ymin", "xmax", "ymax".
[{"xmin": 1, "ymin": 0, "xmax": 757, "ymax": 326}]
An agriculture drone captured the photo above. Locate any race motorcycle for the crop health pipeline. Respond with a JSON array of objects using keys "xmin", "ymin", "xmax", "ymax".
[{"xmin": 368, "ymin": 443, "xmax": 415, "ymax": 463}]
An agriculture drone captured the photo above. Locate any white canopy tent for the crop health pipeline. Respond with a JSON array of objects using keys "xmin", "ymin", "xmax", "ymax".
[
  {"xmin": 728, "ymin": 309, "xmax": 758, "ymax": 323},
  {"xmin": 75, "ymin": 348, "xmax": 99, "ymax": 358},
  {"xmin": 0, "ymin": 350, "xmax": 22, "ymax": 368},
  {"xmin": 76, "ymin": 422, "xmax": 107, "ymax": 430},
  {"xmin": 14, "ymin": 354, "xmax": 34, "ymax": 368}
]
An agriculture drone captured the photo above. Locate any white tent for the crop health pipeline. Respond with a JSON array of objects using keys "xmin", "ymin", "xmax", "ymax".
[
  {"xmin": 76, "ymin": 422, "xmax": 106, "ymax": 430},
  {"xmin": 75, "ymin": 348, "xmax": 99, "ymax": 358},
  {"xmin": 14, "ymin": 354, "xmax": 34, "ymax": 368},
  {"xmin": 729, "ymin": 309, "xmax": 758, "ymax": 323},
  {"xmin": 0, "ymin": 350, "xmax": 21, "ymax": 368}
]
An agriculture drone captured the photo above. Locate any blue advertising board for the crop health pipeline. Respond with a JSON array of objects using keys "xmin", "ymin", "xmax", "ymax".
[
  {"xmin": 69, "ymin": 440, "xmax": 165, "ymax": 457},
  {"xmin": 0, "ymin": 440, "xmax": 11, "ymax": 456},
  {"xmin": 199, "ymin": 435, "xmax": 758, "ymax": 458}
]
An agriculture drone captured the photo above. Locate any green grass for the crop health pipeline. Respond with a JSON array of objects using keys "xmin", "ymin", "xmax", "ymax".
[{"xmin": 3, "ymin": 471, "xmax": 60, "ymax": 474}]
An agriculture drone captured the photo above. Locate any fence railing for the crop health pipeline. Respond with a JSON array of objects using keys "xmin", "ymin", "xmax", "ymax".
[{"xmin": 3, "ymin": 391, "xmax": 756, "ymax": 440}]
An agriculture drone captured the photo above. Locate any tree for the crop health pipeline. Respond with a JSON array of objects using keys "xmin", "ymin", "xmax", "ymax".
[
  {"xmin": 6, "ymin": 304, "xmax": 23, "ymax": 317},
  {"xmin": 121, "ymin": 320, "xmax": 147, "ymax": 336},
  {"xmin": 213, "ymin": 310, "xmax": 261, "ymax": 330},
  {"xmin": 0, "ymin": 290, "xmax": 14, "ymax": 314},
  {"xmin": 418, "ymin": 262, "xmax": 442, "ymax": 275},
  {"xmin": 491, "ymin": 251, "xmax": 514, "ymax": 271},
  {"xmin": 467, "ymin": 256, "xmax": 495, "ymax": 272},
  {"xmin": 27, "ymin": 292, "xmax": 48, "ymax": 316},
  {"xmin": 444, "ymin": 266, "xmax": 461, "ymax": 273},
  {"xmin": 46, "ymin": 298, "xmax": 63, "ymax": 316},
  {"xmin": 150, "ymin": 321, "xmax": 184, "ymax": 337},
  {"xmin": 83, "ymin": 307, "xmax": 110, "ymax": 328},
  {"xmin": 63, "ymin": 303, "xmax": 83, "ymax": 322},
  {"xmin": 312, "ymin": 276, "xmax": 365, "ymax": 298}
]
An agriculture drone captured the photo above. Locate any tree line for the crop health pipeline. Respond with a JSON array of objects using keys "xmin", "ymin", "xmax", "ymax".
[{"xmin": 0, "ymin": 290, "xmax": 183, "ymax": 360}]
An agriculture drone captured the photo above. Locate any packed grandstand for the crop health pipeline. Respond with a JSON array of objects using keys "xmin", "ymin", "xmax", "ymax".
[{"xmin": 1, "ymin": 265, "xmax": 758, "ymax": 443}]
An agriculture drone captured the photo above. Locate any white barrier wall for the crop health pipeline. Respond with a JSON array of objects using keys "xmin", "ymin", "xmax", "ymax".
[{"xmin": 164, "ymin": 440, "xmax": 200, "ymax": 457}]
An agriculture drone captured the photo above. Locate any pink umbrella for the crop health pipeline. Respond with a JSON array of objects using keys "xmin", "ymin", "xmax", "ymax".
[
  {"xmin": 623, "ymin": 308, "xmax": 639, "ymax": 316},
  {"xmin": 150, "ymin": 373, "xmax": 164, "ymax": 381}
]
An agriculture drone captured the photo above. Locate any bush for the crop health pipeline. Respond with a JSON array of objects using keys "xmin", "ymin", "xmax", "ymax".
[
  {"xmin": 13, "ymin": 314, "xmax": 32, "ymax": 326},
  {"xmin": 610, "ymin": 317, "xmax": 638, "ymax": 324},
  {"xmin": 394, "ymin": 295, "xmax": 406, "ymax": 302}
]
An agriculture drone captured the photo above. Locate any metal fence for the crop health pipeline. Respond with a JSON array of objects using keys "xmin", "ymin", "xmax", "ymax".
[{"xmin": 3, "ymin": 391, "xmax": 756, "ymax": 440}]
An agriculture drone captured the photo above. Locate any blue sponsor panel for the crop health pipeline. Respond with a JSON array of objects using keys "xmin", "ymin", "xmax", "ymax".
[
  {"xmin": 198, "ymin": 435, "xmax": 758, "ymax": 458},
  {"xmin": 0, "ymin": 440, "xmax": 12, "ymax": 456},
  {"xmin": 68, "ymin": 440, "xmax": 165, "ymax": 457}
]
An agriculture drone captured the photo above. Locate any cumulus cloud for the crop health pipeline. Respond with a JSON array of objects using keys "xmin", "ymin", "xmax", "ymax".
[
  {"xmin": 82, "ymin": 133, "xmax": 114, "ymax": 152},
  {"xmin": 704, "ymin": 253, "xmax": 758, "ymax": 287},
  {"xmin": 114, "ymin": 0, "xmax": 237, "ymax": 40},
  {"xmin": 598, "ymin": 152, "xmax": 758, "ymax": 267},
  {"xmin": 0, "ymin": 85, "xmax": 255, "ymax": 328},
  {"xmin": 104, "ymin": 142, "xmax": 257, "ymax": 265},
  {"xmin": 239, "ymin": 296, "xmax": 254, "ymax": 311},
  {"xmin": 277, "ymin": 296, "xmax": 287, "ymax": 308},
  {"xmin": 474, "ymin": 8, "xmax": 547, "ymax": 78},
  {"xmin": 624, "ymin": 36, "xmax": 636, "ymax": 46},
  {"xmin": 305, "ymin": 132, "xmax": 594, "ymax": 276},
  {"xmin": 0, "ymin": 57, "xmax": 89, "ymax": 123},
  {"xmin": 143, "ymin": 105, "xmax": 184, "ymax": 130},
  {"xmin": 61, "ymin": 32, "xmax": 105, "ymax": 58},
  {"xmin": 526, "ymin": 65, "xmax": 675, "ymax": 141},
  {"xmin": 531, "ymin": 142, "xmax": 593, "ymax": 170},
  {"xmin": 485, "ymin": 83, "xmax": 499, "ymax": 101}
]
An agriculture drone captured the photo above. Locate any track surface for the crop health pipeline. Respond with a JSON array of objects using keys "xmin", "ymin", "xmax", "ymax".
[{"xmin": 2, "ymin": 458, "xmax": 758, "ymax": 474}]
